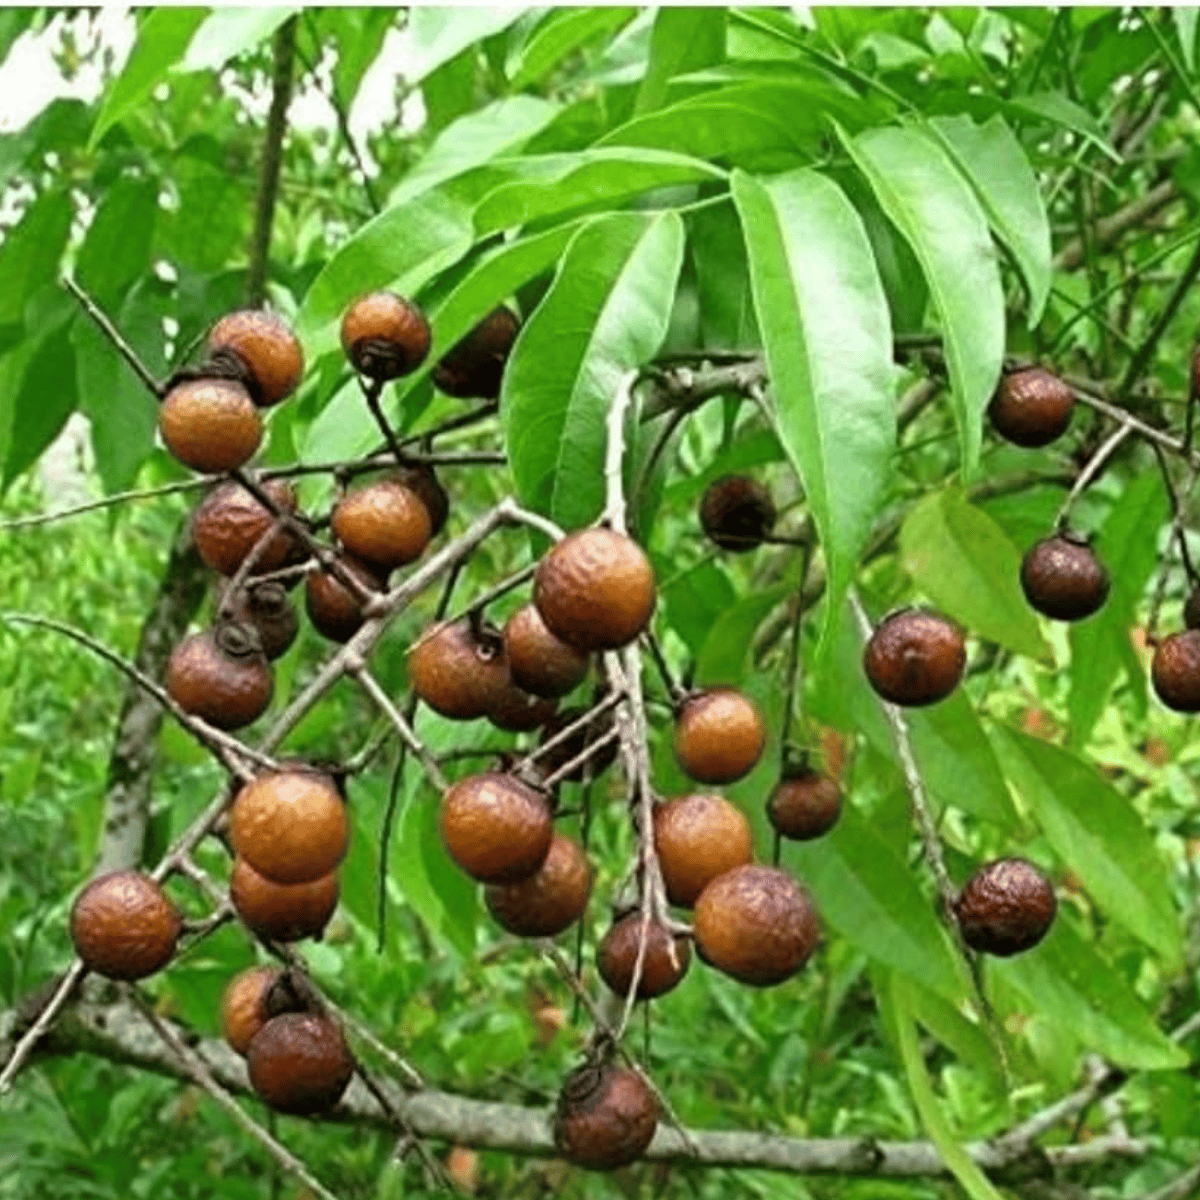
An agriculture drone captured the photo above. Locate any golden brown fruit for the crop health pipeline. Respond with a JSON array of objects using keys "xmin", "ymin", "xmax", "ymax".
[
  {"xmin": 989, "ymin": 367, "xmax": 1074, "ymax": 448},
  {"xmin": 432, "ymin": 306, "xmax": 521, "ymax": 400},
  {"xmin": 537, "ymin": 705, "xmax": 619, "ymax": 783},
  {"xmin": 398, "ymin": 463, "xmax": 450, "ymax": 537},
  {"xmin": 209, "ymin": 309, "xmax": 304, "ymax": 407},
  {"xmin": 192, "ymin": 479, "xmax": 299, "ymax": 576},
  {"xmin": 230, "ymin": 858, "xmax": 339, "ymax": 943},
  {"xmin": 165, "ymin": 623, "xmax": 273, "ymax": 730},
  {"xmin": 693, "ymin": 865, "xmax": 820, "ymax": 987},
  {"xmin": 534, "ymin": 529, "xmax": 656, "ymax": 652},
  {"xmin": 70, "ymin": 870, "xmax": 181, "ymax": 981},
  {"xmin": 440, "ymin": 772, "xmax": 553, "ymax": 884},
  {"xmin": 221, "ymin": 965, "xmax": 282, "ymax": 1055},
  {"xmin": 221, "ymin": 580, "xmax": 299, "ymax": 661},
  {"xmin": 673, "ymin": 688, "xmax": 766, "ymax": 785},
  {"xmin": 954, "ymin": 858, "xmax": 1056, "ymax": 956},
  {"xmin": 597, "ymin": 914, "xmax": 691, "ymax": 1000},
  {"xmin": 863, "ymin": 609, "xmax": 966, "ymax": 708},
  {"xmin": 341, "ymin": 291, "xmax": 430, "ymax": 379},
  {"xmin": 247, "ymin": 1012, "xmax": 354, "ymax": 1115},
  {"xmin": 408, "ymin": 619, "xmax": 507, "ymax": 720},
  {"xmin": 331, "ymin": 479, "xmax": 432, "ymax": 571},
  {"xmin": 767, "ymin": 769, "xmax": 842, "ymax": 841},
  {"xmin": 653, "ymin": 795, "xmax": 754, "ymax": 909},
  {"xmin": 503, "ymin": 604, "xmax": 589, "ymax": 699},
  {"xmin": 305, "ymin": 554, "xmax": 387, "ymax": 644},
  {"xmin": 159, "ymin": 378, "xmax": 262, "ymax": 473},
  {"xmin": 699, "ymin": 475, "xmax": 776, "ymax": 552},
  {"xmin": 1152, "ymin": 630, "xmax": 1200, "ymax": 712},
  {"xmin": 1021, "ymin": 533, "xmax": 1110, "ymax": 622},
  {"xmin": 230, "ymin": 768, "xmax": 349, "ymax": 886},
  {"xmin": 553, "ymin": 1062, "xmax": 659, "ymax": 1171},
  {"xmin": 485, "ymin": 833, "xmax": 592, "ymax": 937}
]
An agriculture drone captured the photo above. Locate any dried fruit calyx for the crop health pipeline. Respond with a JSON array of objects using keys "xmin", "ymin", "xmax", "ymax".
[
  {"xmin": 165, "ymin": 622, "xmax": 273, "ymax": 730},
  {"xmin": 1021, "ymin": 532, "xmax": 1109, "ymax": 621},
  {"xmin": 673, "ymin": 688, "xmax": 765, "ymax": 785},
  {"xmin": 700, "ymin": 475, "xmax": 776, "ymax": 552},
  {"xmin": 70, "ymin": 870, "xmax": 181, "ymax": 980},
  {"xmin": 954, "ymin": 858, "xmax": 1056, "ymax": 956},
  {"xmin": 553, "ymin": 1061, "xmax": 659, "ymax": 1171},
  {"xmin": 863, "ymin": 608, "xmax": 966, "ymax": 707},
  {"xmin": 341, "ymin": 291, "xmax": 430, "ymax": 379},
  {"xmin": 433, "ymin": 306, "xmax": 521, "ymax": 400},
  {"xmin": 989, "ymin": 367, "xmax": 1075, "ymax": 447},
  {"xmin": 209, "ymin": 309, "xmax": 304, "ymax": 407},
  {"xmin": 221, "ymin": 580, "xmax": 299, "ymax": 661},
  {"xmin": 767, "ymin": 767, "xmax": 842, "ymax": 841}
]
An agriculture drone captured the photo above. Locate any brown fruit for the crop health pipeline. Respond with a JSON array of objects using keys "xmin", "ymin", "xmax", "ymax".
[
  {"xmin": 230, "ymin": 768, "xmax": 349, "ymax": 886},
  {"xmin": 409, "ymin": 619, "xmax": 508, "ymax": 720},
  {"xmin": 305, "ymin": 554, "xmax": 387, "ymax": 644},
  {"xmin": 504, "ymin": 604, "xmax": 589, "ymax": 699},
  {"xmin": 230, "ymin": 858, "xmax": 339, "ymax": 943},
  {"xmin": 432, "ymin": 306, "xmax": 521, "ymax": 400},
  {"xmin": 209, "ymin": 309, "xmax": 304, "ymax": 407},
  {"xmin": 534, "ymin": 529, "xmax": 656, "ymax": 652},
  {"xmin": 70, "ymin": 870, "xmax": 181, "ymax": 981},
  {"xmin": 159, "ymin": 378, "xmax": 262, "ymax": 473},
  {"xmin": 699, "ymin": 475, "xmax": 776, "ymax": 552},
  {"xmin": 767, "ymin": 769, "xmax": 842, "ymax": 841},
  {"xmin": 486, "ymin": 669, "xmax": 558, "ymax": 733},
  {"xmin": 331, "ymin": 479, "xmax": 432, "ymax": 571},
  {"xmin": 192, "ymin": 479, "xmax": 299, "ymax": 576},
  {"xmin": 674, "ymin": 688, "xmax": 766, "ymax": 785},
  {"xmin": 989, "ymin": 367, "xmax": 1075, "ymax": 447},
  {"xmin": 165, "ymin": 623, "xmax": 273, "ymax": 730},
  {"xmin": 485, "ymin": 833, "xmax": 593, "ymax": 937},
  {"xmin": 221, "ymin": 965, "xmax": 282, "ymax": 1055},
  {"xmin": 954, "ymin": 858, "xmax": 1056, "ymax": 957},
  {"xmin": 553, "ymin": 1062, "xmax": 659, "ymax": 1171},
  {"xmin": 597, "ymin": 914, "xmax": 691, "ymax": 1000},
  {"xmin": 440, "ymin": 772, "xmax": 553, "ymax": 884},
  {"xmin": 1021, "ymin": 533, "xmax": 1110, "ymax": 621},
  {"xmin": 398, "ymin": 462, "xmax": 450, "ymax": 537},
  {"xmin": 863, "ymin": 609, "xmax": 966, "ymax": 707},
  {"xmin": 247, "ymin": 1012, "xmax": 354, "ymax": 1116},
  {"xmin": 1152, "ymin": 630, "xmax": 1200, "ymax": 712},
  {"xmin": 538, "ymin": 705, "xmax": 619, "ymax": 783},
  {"xmin": 222, "ymin": 580, "xmax": 300, "ymax": 661},
  {"xmin": 341, "ymin": 291, "xmax": 430, "ymax": 379},
  {"xmin": 693, "ymin": 865, "xmax": 820, "ymax": 987},
  {"xmin": 653, "ymin": 795, "xmax": 754, "ymax": 909}
]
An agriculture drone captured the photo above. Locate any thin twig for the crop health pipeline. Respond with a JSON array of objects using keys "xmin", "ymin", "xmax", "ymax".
[
  {"xmin": 1055, "ymin": 422, "xmax": 1135, "ymax": 529},
  {"xmin": 0, "ymin": 961, "xmax": 88, "ymax": 1092},
  {"xmin": 348, "ymin": 661, "xmax": 448, "ymax": 791},
  {"xmin": 63, "ymin": 276, "xmax": 163, "ymax": 397}
]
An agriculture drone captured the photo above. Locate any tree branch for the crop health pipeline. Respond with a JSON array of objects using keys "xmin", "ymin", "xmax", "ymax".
[{"xmin": 1053, "ymin": 180, "xmax": 1181, "ymax": 273}]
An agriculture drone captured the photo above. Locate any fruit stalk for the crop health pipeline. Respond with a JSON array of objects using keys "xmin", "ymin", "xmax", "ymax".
[{"xmin": 1054, "ymin": 420, "xmax": 1135, "ymax": 530}]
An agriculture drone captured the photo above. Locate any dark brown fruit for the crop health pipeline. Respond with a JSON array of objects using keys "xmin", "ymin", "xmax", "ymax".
[
  {"xmin": 553, "ymin": 1063, "xmax": 659, "ymax": 1171},
  {"xmin": 768, "ymin": 769, "xmax": 842, "ymax": 841},
  {"xmin": 331, "ymin": 479, "xmax": 432, "ymax": 571},
  {"xmin": 192, "ymin": 479, "xmax": 299, "ymax": 576},
  {"xmin": 398, "ymin": 462, "xmax": 450, "ymax": 537},
  {"xmin": 863, "ymin": 609, "xmax": 966, "ymax": 708},
  {"xmin": 231, "ymin": 858, "xmax": 339, "ymax": 943},
  {"xmin": 486, "ymin": 667, "xmax": 558, "ymax": 733},
  {"xmin": 693, "ymin": 865, "xmax": 820, "ymax": 987},
  {"xmin": 230, "ymin": 768, "xmax": 349, "ymax": 886},
  {"xmin": 70, "ymin": 870, "xmax": 181, "ymax": 981},
  {"xmin": 247, "ymin": 1012, "xmax": 354, "ymax": 1116},
  {"xmin": 221, "ymin": 965, "xmax": 282, "ymax": 1055},
  {"xmin": 1152, "ymin": 630, "xmax": 1200, "ymax": 712},
  {"xmin": 222, "ymin": 580, "xmax": 299, "ymax": 661},
  {"xmin": 534, "ymin": 529, "xmax": 656, "ymax": 653},
  {"xmin": 432, "ymin": 306, "xmax": 521, "ymax": 400},
  {"xmin": 305, "ymin": 555, "xmax": 387, "ymax": 644},
  {"xmin": 165, "ymin": 623, "xmax": 273, "ymax": 730},
  {"xmin": 440, "ymin": 772, "xmax": 553, "ymax": 884},
  {"xmin": 341, "ymin": 291, "xmax": 431, "ymax": 379},
  {"xmin": 989, "ymin": 367, "xmax": 1075, "ymax": 448},
  {"xmin": 503, "ymin": 604, "xmax": 589, "ymax": 699},
  {"xmin": 485, "ymin": 833, "xmax": 593, "ymax": 937},
  {"xmin": 699, "ymin": 475, "xmax": 776, "ymax": 552},
  {"xmin": 954, "ymin": 858, "xmax": 1056, "ymax": 957},
  {"xmin": 209, "ymin": 309, "xmax": 304, "ymax": 407},
  {"xmin": 1020, "ymin": 534, "xmax": 1110, "ymax": 621},
  {"xmin": 653, "ymin": 795, "xmax": 754, "ymax": 909},
  {"xmin": 674, "ymin": 688, "xmax": 766, "ymax": 785},
  {"xmin": 159, "ymin": 378, "xmax": 262, "ymax": 473},
  {"xmin": 1186, "ymin": 588, "xmax": 1200, "ymax": 631},
  {"xmin": 538, "ymin": 705, "xmax": 619, "ymax": 783},
  {"xmin": 408, "ymin": 619, "xmax": 507, "ymax": 720},
  {"xmin": 597, "ymin": 914, "xmax": 691, "ymax": 1000}
]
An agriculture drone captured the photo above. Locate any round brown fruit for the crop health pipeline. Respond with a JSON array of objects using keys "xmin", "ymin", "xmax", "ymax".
[
  {"xmin": 504, "ymin": 604, "xmax": 589, "ymax": 699},
  {"xmin": 331, "ymin": 478, "xmax": 432, "ymax": 572},
  {"xmin": 165, "ymin": 623, "xmax": 273, "ymax": 730},
  {"xmin": 221, "ymin": 965, "xmax": 282, "ymax": 1055},
  {"xmin": 440, "ymin": 772, "xmax": 553, "ymax": 884},
  {"xmin": 954, "ymin": 858, "xmax": 1056, "ymax": 956},
  {"xmin": 988, "ymin": 367, "xmax": 1075, "ymax": 448},
  {"xmin": 398, "ymin": 462, "xmax": 449, "ymax": 537},
  {"xmin": 209, "ymin": 309, "xmax": 304, "ymax": 407},
  {"xmin": 341, "ymin": 291, "xmax": 430, "ymax": 380},
  {"xmin": 70, "ymin": 870, "xmax": 181, "ymax": 981},
  {"xmin": 1152, "ymin": 630, "xmax": 1200, "ymax": 712},
  {"xmin": 699, "ymin": 475, "xmax": 776, "ymax": 552},
  {"xmin": 485, "ymin": 833, "xmax": 592, "ymax": 937},
  {"xmin": 247, "ymin": 1012, "xmax": 354, "ymax": 1116},
  {"xmin": 534, "ymin": 528, "xmax": 656, "ymax": 652},
  {"xmin": 305, "ymin": 554, "xmax": 387, "ymax": 644},
  {"xmin": 222, "ymin": 580, "xmax": 299, "ymax": 661},
  {"xmin": 554, "ymin": 1062, "xmax": 659, "ymax": 1171},
  {"xmin": 1020, "ymin": 533, "xmax": 1110, "ymax": 621},
  {"xmin": 432, "ymin": 306, "xmax": 521, "ymax": 400},
  {"xmin": 597, "ymin": 914, "xmax": 691, "ymax": 1000},
  {"xmin": 767, "ymin": 768, "xmax": 842, "ymax": 841},
  {"xmin": 863, "ymin": 609, "xmax": 966, "ymax": 707},
  {"xmin": 230, "ymin": 858, "xmax": 339, "ymax": 943},
  {"xmin": 537, "ymin": 705, "xmax": 619, "ymax": 783},
  {"xmin": 408, "ymin": 619, "xmax": 508, "ymax": 721},
  {"xmin": 674, "ymin": 688, "xmax": 766, "ymax": 785},
  {"xmin": 653, "ymin": 795, "xmax": 754, "ymax": 909},
  {"xmin": 192, "ymin": 479, "xmax": 299, "ymax": 576},
  {"xmin": 230, "ymin": 768, "xmax": 348, "ymax": 886},
  {"xmin": 486, "ymin": 670, "xmax": 558, "ymax": 733},
  {"xmin": 159, "ymin": 378, "xmax": 262, "ymax": 473},
  {"xmin": 693, "ymin": 865, "xmax": 820, "ymax": 987}
]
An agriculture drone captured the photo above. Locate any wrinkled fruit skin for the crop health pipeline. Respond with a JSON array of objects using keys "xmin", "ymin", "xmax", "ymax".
[
  {"xmin": 341, "ymin": 291, "xmax": 430, "ymax": 379},
  {"xmin": 221, "ymin": 965, "xmax": 282, "ymax": 1055},
  {"xmin": 504, "ymin": 604, "xmax": 589, "ymax": 699},
  {"xmin": 409, "ymin": 619, "xmax": 507, "ymax": 720},
  {"xmin": 954, "ymin": 858, "xmax": 1056, "ymax": 957},
  {"xmin": 165, "ymin": 627, "xmax": 273, "ymax": 730},
  {"xmin": 440, "ymin": 772, "xmax": 553, "ymax": 885},
  {"xmin": 1020, "ymin": 534, "xmax": 1110, "ymax": 621},
  {"xmin": 534, "ymin": 529, "xmax": 656, "ymax": 652},
  {"xmin": 305, "ymin": 556, "xmax": 386, "ymax": 644},
  {"xmin": 693, "ymin": 865, "xmax": 820, "ymax": 987},
  {"xmin": 988, "ymin": 367, "xmax": 1075, "ymax": 448},
  {"xmin": 1152, "ymin": 631, "xmax": 1200, "ymax": 713},
  {"xmin": 485, "ymin": 833, "xmax": 593, "ymax": 937},
  {"xmin": 331, "ymin": 479, "xmax": 432, "ymax": 572},
  {"xmin": 597, "ymin": 914, "xmax": 691, "ymax": 1000},
  {"xmin": 433, "ymin": 306, "xmax": 521, "ymax": 400},
  {"xmin": 159, "ymin": 378, "xmax": 262, "ymax": 473},
  {"xmin": 223, "ymin": 581, "xmax": 299, "ymax": 661},
  {"xmin": 209, "ymin": 309, "xmax": 304, "ymax": 407},
  {"xmin": 231, "ymin": 857, "xmax": 339, "ymax": 943},
  {"xmin": 247, "ymin": 1013, "xmax": 354, "ymax": 1116},
  {"xmin": 768, "ymin": 769, "xmax": 842, "ymax": 841},
  {"xmin": 538, "ymin": 706, "xmax": 619, "ymax": 783},
  {"xmin": 553, "ymin": 1063, "xmax": 659, "ymax": 1171},
  {"xmin": 863, "ymin": 609, "xmax": 966, "ymax": 708},
  {"xmin": 192, "ymin": 479, "xmax": 299, "ymax": 576},
  {"xmin": 699, "ymin": 475, "xmax": 776, "ymax": 552},
  {"xmin": 674, "ymin": 689, "xmax": 766, "ymax": 785},
  {"xmin": 70, "ymin": 871, "xmax": 181, "ymax": 981},
  {"xmin": 653, "ymin": 795, "xmax": 754, "ymax": 909}
]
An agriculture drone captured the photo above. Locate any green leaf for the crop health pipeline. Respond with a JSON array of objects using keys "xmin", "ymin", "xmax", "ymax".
[
  {"xmin": 0, "ymin": 191, "xmax": 72, "ymax": 330},
  {"xmin": 1175, "ymin": 7, "xmax": 1198, "ymax": 72},
  {"xmin": 734, "ymin": 168, "xmax": 895, "ymax": 647},
  {"xmin": 508, "ymin": 8, "xmax": 637, "ymax": 90},
  {"xmin": 842, "ymin": 125, "xmax": 1005, "ymax": 478},
  {"xmin": 897, "ymin": 972, "xmax": 1005, "ymax": 1085},
  {"xmin": 403, "ymin": 7, "xmax": 527, "ymax": 85},
  {"xmin": 181, "ymin": 8, "xmax": 297, "ymax": 72},
  {"xmin": 0, "ymin": 10, "xmax": 33, "ymax": 71},
  {"xmin": 661, "ymin": 560, "xmax": 737, "ymax": 656},
  {"xmin": 928, "ymin": 114, "xmax": 1051, "ymax": 325},
  {"xmin": 501, "ymin": 211, "xmax": 685, "ymax": 529},
  {"xmin": 322, "ymin": 8, "xmax": 395, "ymax": 108},
  {"xmin": 991, "ymin": 725, "xmax": 1183, "ymax": 969},
  {"xmin": 1006, "ymin": 92, "xmax": 1121, "ymax": 163},
  {"xmin": 635, "ymin": 7, "xmax": 726, "ymax": 115},
  {"xmin": 695, "ymin": 583, "xmax": 791, "ymax": 685},
  {"xmin": 689, "ymin": 200, "xmax": 760, "ymax": 351},
  {"xmin": 900, "ymin": 486, "xmax": 1050, "ymax": 662},
  {"xmin": 76, "ymin": 178, "xmax": 159, "ymax": 314}
]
